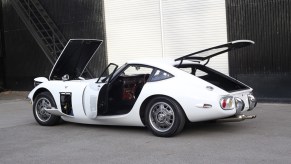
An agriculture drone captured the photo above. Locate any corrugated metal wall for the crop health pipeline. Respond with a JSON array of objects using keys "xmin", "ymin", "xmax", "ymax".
[
  {"xmin": 1, "ymin": 0, "xmax": 107, "ymax": 90},
  {"xmin": 226, "ymin": 0, "xmax": 291, "ymax": 102},
  {"xmin": 0, "ymin": 0, "xmax": 5, "ymax": 90},
  {"xmin": 2, "ymin": 0, "xmax": 49, "ymax": 90},
  {"xmin": 39, "ymin": 0, "xmax": 107, "ymax": 77}
]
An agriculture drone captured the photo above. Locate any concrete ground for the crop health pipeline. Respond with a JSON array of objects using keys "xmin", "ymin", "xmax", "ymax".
[{"xmin": 0, "ymin": 92, "xmax": 291, "ymax": 164}]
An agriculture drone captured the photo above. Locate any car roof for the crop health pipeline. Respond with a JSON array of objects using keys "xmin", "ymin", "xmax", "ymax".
[
  {"xmin": 124, "ymin": 58, "xmax": 202, "ymax": 79},
  {"xmin": 126, "ymin": 58, "xmax": 198, "ymax": 67}
]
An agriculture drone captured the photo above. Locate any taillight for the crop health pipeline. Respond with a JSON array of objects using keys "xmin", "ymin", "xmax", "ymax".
[{"xmin": 220, "ymin": 96, "xmax": 234, "ymax": 110}]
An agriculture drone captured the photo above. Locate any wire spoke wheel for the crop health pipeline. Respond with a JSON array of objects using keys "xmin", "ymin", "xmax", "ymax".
[
  {"xmin": 145, "ymin": 96, "xmax": 186, "ymax": 137},
  {"xmin": 33, "ymin": 92, "xmax": 60, "ymax": 126},
  {"xmin": 35, "ymin": 97, "xmax": 52, "ymax": 122},
  {"xmin": 149, "ymin": 102, "xmax": 175, "ymax": 132}
]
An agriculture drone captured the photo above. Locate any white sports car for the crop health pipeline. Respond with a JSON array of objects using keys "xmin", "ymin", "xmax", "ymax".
[{"xmin": 28, "ymin": 39, "xmax": 257, "ymax": 137}]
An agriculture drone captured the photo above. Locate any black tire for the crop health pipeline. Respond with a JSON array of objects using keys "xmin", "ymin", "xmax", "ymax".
[
  {"xmin": 145, "ymin": 96, "xmax": 185, "ymax": 137},
  {"xmin": 33, "ymin": 92, "xmax": 60, "ymax": 126}
]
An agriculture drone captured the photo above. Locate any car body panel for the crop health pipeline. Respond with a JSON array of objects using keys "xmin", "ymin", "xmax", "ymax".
[
  {"xmin": 29, "ymin": 63, "xmax": 250, "ymax": 126},
  {"xmin": 29, "ymin": 80, "xmax": 88, "ymax": 117},
  {"xmin": 28, "ymin": 39, "xmax": 257, "ymax": 128},
  {"xmin": 229, "ymin": 89, "xmax": 253, "ymax": 112}
]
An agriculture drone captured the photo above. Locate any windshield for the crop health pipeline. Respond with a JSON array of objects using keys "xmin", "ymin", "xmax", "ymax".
[
  {"xmin": 112, "ymin": 63, "xmax": 127, "ymax": 78},
  {"xmin": 96, "ymin": 63, "xmax": 119, "ymax": 83}
]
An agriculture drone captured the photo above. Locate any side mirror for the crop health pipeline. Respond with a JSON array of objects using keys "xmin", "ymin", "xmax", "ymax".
[{"xmin": 62, "ymin": 74, "xmax": 70, "ymax": 81}]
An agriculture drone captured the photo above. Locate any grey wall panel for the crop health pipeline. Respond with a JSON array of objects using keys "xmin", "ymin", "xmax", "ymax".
[
  {"xmin": 226, "ymin": 0, "xmax": 291, "ymax": 102},
  {"xmin": 39, "ymin": 0, "xmax": 107, "ymax": 77},
  {"xmin": 0, "ymin": 0, "xmax": 5, "ymax": 90},
  {"xmin": 1, "ymin": 0, "xmax": 106, "ymax": 90},
  {"xmin": 2, "ymin": 0, "xmax": 51, "ymax": 90}
]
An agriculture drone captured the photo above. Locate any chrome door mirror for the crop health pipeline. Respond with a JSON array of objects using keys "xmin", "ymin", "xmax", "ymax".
[{"xmin": 62, "ymin": 74, "xmax": 70, "ymax": 81}]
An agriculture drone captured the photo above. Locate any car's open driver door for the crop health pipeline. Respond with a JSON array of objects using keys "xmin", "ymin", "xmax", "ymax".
[{"xmin": 83, "ymin": 63, "xmax": 118, "ymax": 118}]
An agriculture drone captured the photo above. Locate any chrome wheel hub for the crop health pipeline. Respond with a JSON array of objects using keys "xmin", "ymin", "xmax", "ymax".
[
  {"xmin": 35, "ymin": 97, "xmax": 52, "ymax": 122},
  {"xmin": 157, "ymin": 113, "xmax": 166, "ymax": 122},
  {"xmin": 149, "ymin": 102, "xmax": 175, "ymax": 132}
]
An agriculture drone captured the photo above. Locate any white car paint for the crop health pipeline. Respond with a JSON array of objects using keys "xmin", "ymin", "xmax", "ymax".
[
  {"xmin": 28, "ymin": 58, "xmax": 254, "ymax": 126},
  {"xmin": 28, "ymin": 39, "xmax": 257, "ymax": 132}
]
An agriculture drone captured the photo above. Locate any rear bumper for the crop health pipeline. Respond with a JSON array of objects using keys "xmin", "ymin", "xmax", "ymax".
[{"xmin": 216, "ymin": 114, "xmax": 256, "ymax": 122}]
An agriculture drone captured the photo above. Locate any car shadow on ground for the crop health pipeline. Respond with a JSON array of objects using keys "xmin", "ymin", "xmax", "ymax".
[
  {"xmin": 50, "ymin": 120, "xmax": 242, "ymax": 137},
  {"xmin": 182, "ymin": 121, "xmax": 244, "ymax": 136},
  {"xmin": 59, "ymin": 121, "xmax": 149, "ymax": 134}
]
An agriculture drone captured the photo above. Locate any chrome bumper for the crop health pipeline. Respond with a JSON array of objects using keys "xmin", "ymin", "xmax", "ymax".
[
  {"xmin": 216, "ymin": 114, "xmax": 256, "ymax": 122},
  {"xmin": 26, "ymin": 97, "xmax": 32, "ymax": 104}
]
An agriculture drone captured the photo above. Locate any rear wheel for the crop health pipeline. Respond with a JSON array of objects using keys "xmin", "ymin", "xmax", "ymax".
[
  {"xmin": 33, "ymin": 92, "xmax": 60, "ymax": 126},
  {"xmin": 145, "ymin": 96, "xmax": 185, "ymax": 137}
]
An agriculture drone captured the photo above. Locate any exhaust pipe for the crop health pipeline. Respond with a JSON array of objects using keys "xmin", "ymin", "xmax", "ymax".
[{"xmin": 216, "ymin": 114, "xmax": 256, "ymax": 122}]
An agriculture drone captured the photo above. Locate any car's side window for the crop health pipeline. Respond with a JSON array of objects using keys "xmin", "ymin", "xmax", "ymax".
[
  {"xmin": 195, "ymin": 69, "xmax": 208, "ymax": 77},
  {"xmin": 150, "ymin": 69, "xmax": 173, "ymax": 82},
  {"xmin": 177, "ymin": 66, "xmax": 207, "ymax": 77},
  {"xmin": 179, "ymin": 67, "xmax": 192, "ymax": 74},
  {"xmin": 105, "ymin": 65, "xmax": 154, "ymax": 116}
]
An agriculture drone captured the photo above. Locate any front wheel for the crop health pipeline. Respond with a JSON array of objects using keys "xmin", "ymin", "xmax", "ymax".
[
  {"xmin": 145, "ymin": 96, "xmax": 185, "ymax": 137},
  {"xmin": 33, "ymin": 92, "xmax": 60, "ymax": 126}
]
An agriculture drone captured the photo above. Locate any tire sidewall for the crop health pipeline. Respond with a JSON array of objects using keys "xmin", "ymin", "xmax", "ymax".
[{"xmin": 145, "ymin": 96, "xmax": 185, "ymax": 137}]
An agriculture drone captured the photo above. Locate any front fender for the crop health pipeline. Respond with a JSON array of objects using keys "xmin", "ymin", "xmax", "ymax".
[{"xmin": 28, "ymin": 83, "xmax": 48, "ymax": 102}]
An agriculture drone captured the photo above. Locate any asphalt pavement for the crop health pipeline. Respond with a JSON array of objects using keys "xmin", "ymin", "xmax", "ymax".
[{"xmin": 0, "ymin": 95, "xmax": 291, "ymax": 164}]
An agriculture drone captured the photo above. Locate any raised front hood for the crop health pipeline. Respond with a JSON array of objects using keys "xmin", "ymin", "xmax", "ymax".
[{"xmin": 49, "ymin": 39, "xmax": 102, "ymax": 80}]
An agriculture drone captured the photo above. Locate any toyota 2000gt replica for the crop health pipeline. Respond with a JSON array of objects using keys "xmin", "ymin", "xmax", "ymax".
[{"xmin": 28, "ymin": 39, "xmax": 257, "ymax": 137}]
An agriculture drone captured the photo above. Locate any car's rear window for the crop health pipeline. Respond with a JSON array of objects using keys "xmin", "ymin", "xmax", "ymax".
[{"xmin": 176, "ymin": 64, "xmax": 249, "ymax": 92}]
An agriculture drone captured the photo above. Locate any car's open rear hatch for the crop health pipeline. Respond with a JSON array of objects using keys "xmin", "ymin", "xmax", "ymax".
[
  {"xmin": 175, "ymin": 40, "xmax": 254, "ymax": 92},
  {"xmin": 175, "ymin": 40, "xmax": 254, "ymax": 64}
]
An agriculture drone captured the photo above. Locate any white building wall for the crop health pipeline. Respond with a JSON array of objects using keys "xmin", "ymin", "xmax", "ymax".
[
  {"xmin": 104, "ymin": 0, "xmax": 163, "ymax": 66},
  {"xmin": 104, "ymin": 0, "xmax": 229, "ymax": 74}
]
